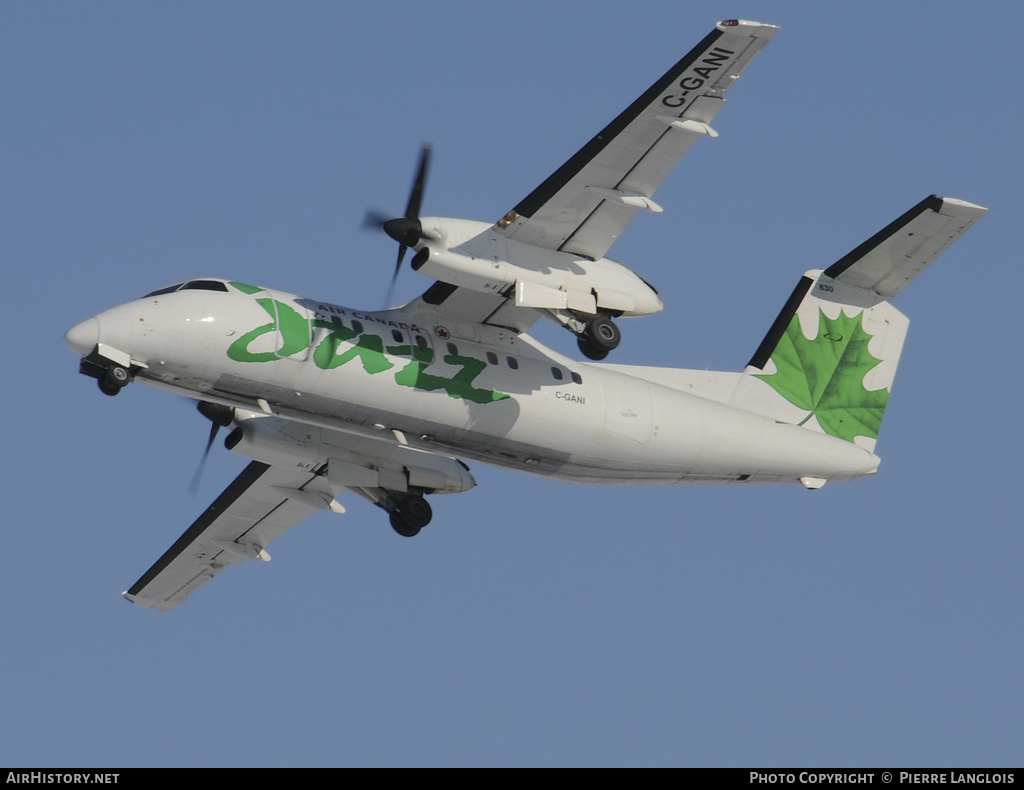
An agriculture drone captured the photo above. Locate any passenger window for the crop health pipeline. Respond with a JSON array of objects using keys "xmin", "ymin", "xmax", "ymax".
[
  {"xmin": 486, "ymin": 352, "xmax": 498, "ymax": 365},
  {"xmin": 446, "ymin": 342, "xmax": 459, "ymax": 355},
  {"xmin": 351, "ymin": 320, "xmax": 363, "ymax": 333},
  {"xmin": 571, "ymin": 372, "xmax": 583, "ymax": 385},
  {"xmin": 415, "ymin": 335, "xmax": 428, "ymax": 349},
  {"xmin": 551, "ymin": 367, "xmax": 563, "ymax": 381},
  {"xmin": 507, "ymin": 356, "xmax": 518, "ymax": 370},
  {"xmin": 392, "ymin": 330, "xmax": 404, "ymax": 343}
]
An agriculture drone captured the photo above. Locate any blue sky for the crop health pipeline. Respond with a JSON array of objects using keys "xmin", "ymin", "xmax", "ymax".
[{"xmin": 3, "ymin": 1, "xmax": 1022, "ymax": 767}]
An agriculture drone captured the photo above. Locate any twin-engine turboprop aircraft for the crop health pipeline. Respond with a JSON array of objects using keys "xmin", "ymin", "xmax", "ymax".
[{"xmin": 65, "ymin": 20, "xmax": 985, "ymax": 611}]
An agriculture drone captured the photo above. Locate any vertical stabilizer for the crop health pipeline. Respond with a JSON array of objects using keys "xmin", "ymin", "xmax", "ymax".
[{"xmin": 731, "ymin": 195, "xmax": 985, "ymax": 453}]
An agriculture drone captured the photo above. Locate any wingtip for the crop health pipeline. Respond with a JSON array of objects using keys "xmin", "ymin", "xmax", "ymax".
[
  {"xmin": 938, "ymin": 196, "xmax": 988, "ymax": 214},
  {"xmin": 718, "ymin": 19, "xmax": 780, "ymax": 33}
]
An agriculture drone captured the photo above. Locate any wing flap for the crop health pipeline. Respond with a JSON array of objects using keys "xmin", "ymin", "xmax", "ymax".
[
  {"xmin": 124, "ymin": 461, "xmax": 335, "ymax": 611},
  {"xmin": 497, "ymin": 20, "xmax": 778, "ymax": 259}
]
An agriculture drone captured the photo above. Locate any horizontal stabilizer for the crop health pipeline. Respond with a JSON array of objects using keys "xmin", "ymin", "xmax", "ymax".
[{"xmin": 823, "ymin": 195, "xmax": 987, "ymax": 298}]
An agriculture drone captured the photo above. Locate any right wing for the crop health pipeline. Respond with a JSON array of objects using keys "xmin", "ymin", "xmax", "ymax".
[
  {"xmin": 124, "ymin": 461, "xmax": 340, "ymax": 612},
  {"xmin": 495, "ymin": 19, "xmax": 778, "ymax": 260}
]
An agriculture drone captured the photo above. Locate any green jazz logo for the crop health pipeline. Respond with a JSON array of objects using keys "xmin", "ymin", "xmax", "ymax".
[{"xmin": 225, "ymin": 282, "xmax": 509, "ymax": 405}]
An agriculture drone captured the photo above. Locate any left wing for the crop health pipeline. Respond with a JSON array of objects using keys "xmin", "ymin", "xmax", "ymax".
[
  {"xmin": 496, "ymin": 19, "xmax": 777, "ymax": 260},
  {"xmin": 124, "ymin": 461, "xmax": 340, "ymax": 611}
]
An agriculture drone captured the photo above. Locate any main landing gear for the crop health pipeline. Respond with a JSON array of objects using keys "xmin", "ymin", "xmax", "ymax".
[
  {"xmin": 387, "ymin": 493, "xmax": 433, "ymax": 537},
  {"xmin": 576, "ymin": 314, "xmax": 621, "ymax": 361}
]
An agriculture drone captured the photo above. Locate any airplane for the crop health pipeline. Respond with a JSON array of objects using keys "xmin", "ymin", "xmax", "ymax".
[{"xmin": 64, "ymin": 20, "xmax": 985, "ymax": 611}]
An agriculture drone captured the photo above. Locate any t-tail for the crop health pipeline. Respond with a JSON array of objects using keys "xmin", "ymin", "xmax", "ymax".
[{"xmin": 731, "ymin": 195, "xmax": 986, "ymax": 454}]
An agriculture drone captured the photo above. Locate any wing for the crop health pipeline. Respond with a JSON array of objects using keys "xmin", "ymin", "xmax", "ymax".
[
  {"xmin": 124, "ymin": 461, "xmax": 341, "ymax": 611},
  {"xmin": 823, "ymin": 195, "xmax": 987, "ymax": 298},
  {"xmin": 495, "ymin": 19, "xmax": 778, "ymax": 260},
  {"xmin": 408, "ymin": 280, "xmax": 543, "ymax": 333}
]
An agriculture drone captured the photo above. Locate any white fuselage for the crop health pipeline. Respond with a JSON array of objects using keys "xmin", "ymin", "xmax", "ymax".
[{"xmin": 67, "ymin": 282, "xmax": 880, "ymax": 486}]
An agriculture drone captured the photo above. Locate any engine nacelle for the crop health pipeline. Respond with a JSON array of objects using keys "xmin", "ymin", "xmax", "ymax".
[
  {"xmin": 228, "ymin": 412, "xmax": 476, "ymax": 495},
  {"xmin": 413, "ymin": 217, "xmax": 664, "ymax": 317},
  {"xmin": 413, "ymin": 246, "xmax": 512, "ymax": 297}
]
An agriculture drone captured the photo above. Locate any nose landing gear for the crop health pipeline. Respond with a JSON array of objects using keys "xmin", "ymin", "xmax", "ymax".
[
  {"xmin": 98, "ymin": 364, "xmax": 131, "ymax": 396},
  {"xmin": 80, "ymin": 357, "xmax": 132, "ymax": 396}
]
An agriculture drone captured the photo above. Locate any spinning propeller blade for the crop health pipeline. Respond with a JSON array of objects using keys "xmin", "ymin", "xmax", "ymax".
[
  {"xmin": 188, "ymin": 402, "xmax": 235, "ymax": 494},
  {"xmin": 362, "ymin": 144, "xmax": 431, "ymax": 308}
]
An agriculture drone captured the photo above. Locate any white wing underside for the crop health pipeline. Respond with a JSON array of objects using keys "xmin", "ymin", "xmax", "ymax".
[
  {"xmin": 410, "ymin": 20, "xmax": 777, "ymax": 327},
  {"xmin": 496, "ymin": 20, "xmax": 778, "ymax": 260},
  {"xmin": 408, "ymin": 281, "xmax": 543, "ymax": 333},
  {"xmin": 124, "ymin": 462, "xmax": 338, "ymax": 611}
]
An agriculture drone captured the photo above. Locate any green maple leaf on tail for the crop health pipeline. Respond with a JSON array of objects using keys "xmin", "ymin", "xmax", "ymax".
[{"xmin": 754, "ymin": 309, "xmax": 889, "ymax": 443}]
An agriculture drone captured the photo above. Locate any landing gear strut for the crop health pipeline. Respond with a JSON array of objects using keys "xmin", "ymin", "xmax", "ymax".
[
  {"xmin": 577, "ymin": 314, "xmax": 621, "ymax": 361},
  {"xmin": 388, "ymin": 493, "xmax": 433, "ymax": 537}
]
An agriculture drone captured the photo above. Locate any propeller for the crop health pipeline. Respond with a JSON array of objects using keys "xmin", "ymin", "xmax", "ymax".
[
  {"xmin": 189, "ymin": 401, "xmax": 235, "ymax": 494},
  {"xmin": 363, "ymin": 144, "xmax": 432, "ymax": 307}
]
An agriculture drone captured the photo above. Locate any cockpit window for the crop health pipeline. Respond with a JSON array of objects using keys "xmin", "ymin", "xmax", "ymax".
[
  {"xmin": 180, "ymin": 280, "xmax": 228, "ymax": 292},
  {"xmin": 143, "ymin": 283, "xmax": 186, "ymax": 297},
  {"xmin": 142, "ymin": 280, "xmax": 228, "ymax": 298}
]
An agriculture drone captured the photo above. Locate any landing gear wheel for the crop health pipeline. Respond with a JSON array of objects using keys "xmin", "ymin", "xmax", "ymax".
[
  {"xmin": 577, "ymin": 335, "xmax": 609, "ymax": 361},
  {"xmin": 390, "ymin": 511, "xmax": 421, "ymax": 538},
  {"xmin": 104, "ymin": 365, "xmax": 130, "ymax": 389},
  {"xmin": 97, "ymin": 378, "xmax": 121, "ymax": 396},
  {"xmin": 586, "ymin": 315, "xmax": 621, "ymax": 351},
  {"xmin": 97, "ymin": 365, "xmax": 130, "ymax": 396},
  {"xmin": 397, "ymin": 494, "xmax": 432, "ymax": 529},
  {"xmin": 388, "ymin": 494, "xmax": 432, "ymax": 538}
]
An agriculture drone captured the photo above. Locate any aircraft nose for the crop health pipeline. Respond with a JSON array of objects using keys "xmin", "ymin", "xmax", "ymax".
[
  {"xmin": 636, "ymin": 288, "xmax": 665, "ymax": 316},
  {"xmin": 65, "ymin": 317, "xmax": 99, "ymax": 357}
]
